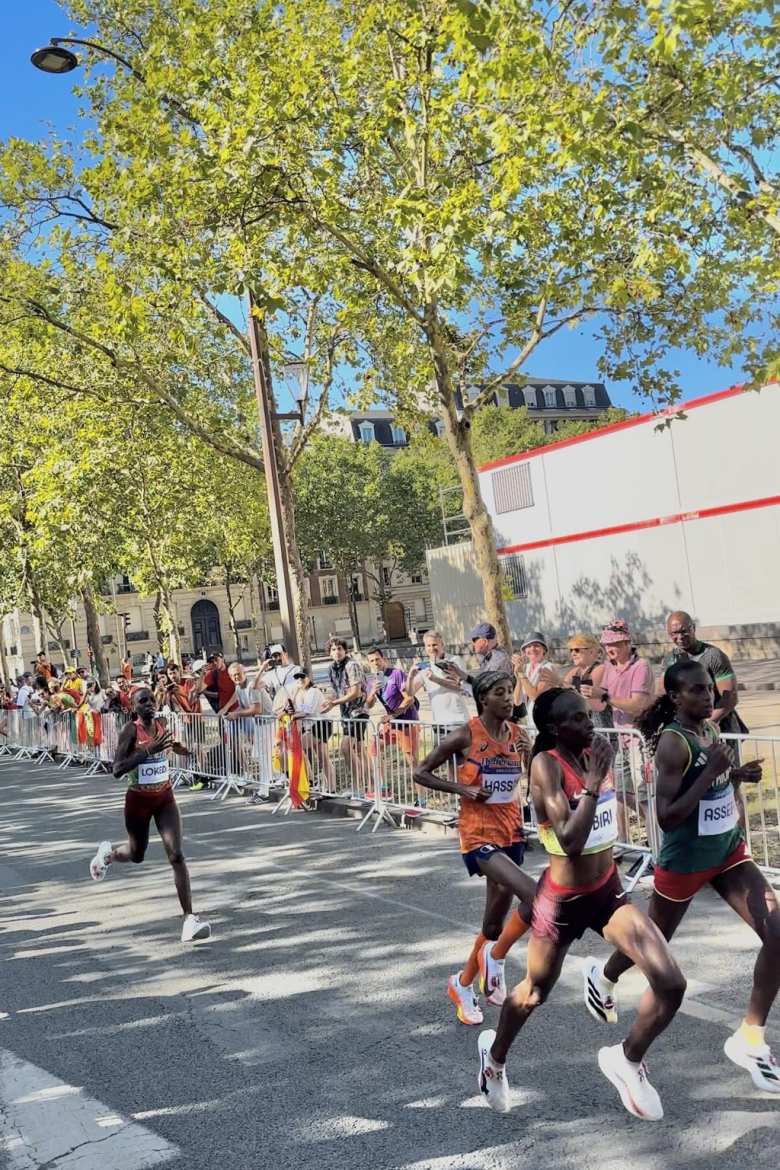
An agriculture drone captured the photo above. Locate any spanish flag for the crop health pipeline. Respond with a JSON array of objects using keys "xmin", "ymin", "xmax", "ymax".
[
  {"xmin": 76, "ymin": 707, "xmax": 103, "ymax": 748},
  {"xmin": 287, "ymin": 716, "xmax": 310, "ymax": 808}
]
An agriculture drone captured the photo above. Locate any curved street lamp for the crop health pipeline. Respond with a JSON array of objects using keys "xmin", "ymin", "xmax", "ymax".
[
  {"xmin": 30, "ymin": 43, "xmax": 79, "ymax": 74},
  {"xmin": 30, "ymin": 37, "xmax": 143, "ymax": 82}
]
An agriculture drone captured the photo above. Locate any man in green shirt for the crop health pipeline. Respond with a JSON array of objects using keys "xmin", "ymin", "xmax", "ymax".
[{"xmin": 660, "ymin": 611, "xmax": 745, "ymax": 737}]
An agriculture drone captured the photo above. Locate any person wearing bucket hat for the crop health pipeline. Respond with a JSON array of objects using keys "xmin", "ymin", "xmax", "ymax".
[
  {"xmin": 512, "ymin": 633, "xmax": 560, "ymax": 724},
  {"xmin": 414, "ymin": 671, "xmax": 536, "ymax": 1029}
]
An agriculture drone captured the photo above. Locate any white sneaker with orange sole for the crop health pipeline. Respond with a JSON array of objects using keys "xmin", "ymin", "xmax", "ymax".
[{"xmin": 447, "ymin": 973, "xmax": 483, "ymax": 1025}]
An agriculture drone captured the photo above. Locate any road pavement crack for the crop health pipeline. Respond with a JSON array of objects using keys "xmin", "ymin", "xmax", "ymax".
[{"xmin": 34, "ymin": 1122, "xmax": 132, "ymax": 1170}]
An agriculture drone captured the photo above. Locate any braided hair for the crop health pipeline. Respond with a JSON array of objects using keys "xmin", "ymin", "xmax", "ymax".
[
  {"xmin": 472, "ymin": 670, "xmax": 515, "ymax": 714},
  {"xmin": 637, "ymin": 658, "xmax": 703, "ymax": 756},
  {"xmin": 530, "ymin": 686, "xmax": 567, "ymax": 760}
]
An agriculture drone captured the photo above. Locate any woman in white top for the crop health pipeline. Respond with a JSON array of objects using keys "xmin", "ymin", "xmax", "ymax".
[
  {"xmin": 513, "ymin": 632, "xmax": 561, "ymax": 726},
  {"xmin": 405, "ymin": 630, "xmax": 471, "ymax": 733},
  {"xmin": 292, "ymin": 669, "xmax": 334, "ymax": 789}
]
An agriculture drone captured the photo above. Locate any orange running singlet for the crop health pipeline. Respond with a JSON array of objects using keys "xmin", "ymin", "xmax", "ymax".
[{"xmin": 457, "ymin": 716, "xmax": 529, "ymax": 854}]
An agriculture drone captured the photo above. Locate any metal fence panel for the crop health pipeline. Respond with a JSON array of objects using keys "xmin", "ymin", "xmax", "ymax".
[{"xmin": 2, "ymin": 705, "xmax": 777, "ymax": 880}]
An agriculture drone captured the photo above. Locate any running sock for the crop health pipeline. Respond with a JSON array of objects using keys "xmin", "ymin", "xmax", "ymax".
[
  {"xmin": 740, "ymin": 1020, "xmax": 766, "ymax": 1048},
  {"xmin": 491, "ymin": 910, "xmax": 530, "ymax": 961},
  {"xmin": 460, "ymin": 932, "xmax": 487, "ymax": 987}
]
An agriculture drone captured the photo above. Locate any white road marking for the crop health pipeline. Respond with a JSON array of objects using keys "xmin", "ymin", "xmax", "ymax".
[{"xmin": 0, "ymin": 1049, "xmax": 178, "ymax": 1170}]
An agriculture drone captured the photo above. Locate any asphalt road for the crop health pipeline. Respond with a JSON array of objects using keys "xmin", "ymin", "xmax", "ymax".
[{"xmin": 0, "ymin": 760, "xmax": 778, "ymax": 1170}]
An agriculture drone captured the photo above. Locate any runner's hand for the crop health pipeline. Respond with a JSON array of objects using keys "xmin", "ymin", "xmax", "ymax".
[
  {"xmin": 583, "ymin": 736, "xmax": 612, "ymax": 785},
  {"xmin": 460, "ymin": 784, "xmax": 491, "ymax": 803},
  {"xmin": 732, "ymin": 758, "xmax": 763, "ymax": 784},
  {"xmin": 702, "ymin": 742, "xmax": 733, "ymax": 779},
  {"xmin": 147, "ymin": 730, "xmax": 172, "ymax": 755}
]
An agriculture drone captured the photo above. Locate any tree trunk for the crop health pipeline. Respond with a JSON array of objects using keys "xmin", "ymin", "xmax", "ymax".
[
  {"xmin": 0, "ymin": 626, "xmax": 9, "ymax": 686},
  {"xmin": 224, "ymin": 576, "xmax": 243, "ymax": 660},
  {"xmin": 157, "ymin": 588, "xmax": 181, "ymax": 664},
  {"xmin": 277, "ymin": 463, "xmax": 312, "ymax": 670},
  {"xmin": 345, "ymin": 574, "xmax": 362, "ymax": 650},
  {"xmin": 249, "ymin": 573, "xmax": 269, "ymax": 657},
  {"xmin": 82, "ymin": 584, "xmax": 110, "ymax": 687},
  {"xmin": 430, "ymin": 327, "xmax": 512, "ymax": 650},
  {"xmin": 26, "ymin": 575, "xmax": 46, "ymax": 654},
  {"xmin": 250, "ymin": 312, "xmax": 311, "ymax": 670}
]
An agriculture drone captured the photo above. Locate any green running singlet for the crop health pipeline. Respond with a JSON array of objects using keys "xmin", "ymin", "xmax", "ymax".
[{"xmin": 657, "ymin": 720, "xmax": 743, "ymax": 874}]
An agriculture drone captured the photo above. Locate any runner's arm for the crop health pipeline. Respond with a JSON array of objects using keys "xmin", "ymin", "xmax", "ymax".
[
  {"xmin": 112, "ymin": 721, "xmax": 144, "ymax": 779},
  {"xmin": 530, "ymin": 746, "xmax": 609, "ymax": 856},
  {"xmin": 413, "ymin": 725, "xmax": 481, "ymax": 798},
  {"xmin": 654, "ymin": 732, "xmax": 733, "ymax": 830}
]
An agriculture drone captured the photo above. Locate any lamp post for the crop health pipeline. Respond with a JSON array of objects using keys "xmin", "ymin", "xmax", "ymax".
[{"xmin": 31, "ymin": 37, "xmax": 307, "ymax": 665}]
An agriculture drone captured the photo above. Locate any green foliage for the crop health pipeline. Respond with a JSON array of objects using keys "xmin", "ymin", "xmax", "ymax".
[
  {"xmin": 293, "ymin": 433, "xmax": 445, "ymax": 599},
  {"xmin": 2, "ymin": 0, "xmax": 778, "ymax": 644}
]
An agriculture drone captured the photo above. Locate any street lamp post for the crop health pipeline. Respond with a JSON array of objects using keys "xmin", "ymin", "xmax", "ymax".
[{"xmin": 31, "ymin": 38, "xmax": 307, "ymax": 666}]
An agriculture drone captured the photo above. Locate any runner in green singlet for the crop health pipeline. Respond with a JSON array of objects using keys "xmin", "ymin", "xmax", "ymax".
[{"xmin": 585, "ymin": 660, "xmax": 780, "ymax": 1093}]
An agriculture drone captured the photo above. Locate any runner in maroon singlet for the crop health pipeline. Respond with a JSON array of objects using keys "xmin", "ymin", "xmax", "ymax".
[{"xmin": 89, "ymin": 688, "xmax": 210, "ymax": 942}]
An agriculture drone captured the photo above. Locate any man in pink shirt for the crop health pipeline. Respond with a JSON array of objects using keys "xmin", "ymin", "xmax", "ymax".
[{"xmin": 584, "ymin": 618, "xmax": 654, "ymax": 845}]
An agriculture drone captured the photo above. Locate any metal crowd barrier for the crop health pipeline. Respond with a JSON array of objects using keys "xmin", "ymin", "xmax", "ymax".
[
  {"xmin": 722, "ymin": 732, "xmax": 780, "ymax": 876},
  {"xmin": 1, "ymin": 706, "xmax": 777, "ymax": 878}
]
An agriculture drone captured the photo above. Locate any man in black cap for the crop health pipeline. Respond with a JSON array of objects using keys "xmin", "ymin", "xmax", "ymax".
[{"xmin": 454, "ymin": 621, "xmax": 512, "ymax": 686}]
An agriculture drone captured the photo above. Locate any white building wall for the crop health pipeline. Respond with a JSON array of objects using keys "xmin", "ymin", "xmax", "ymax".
[{"xmin": 428, "ymin": 384, "xmax": 780, "ymax": 648}]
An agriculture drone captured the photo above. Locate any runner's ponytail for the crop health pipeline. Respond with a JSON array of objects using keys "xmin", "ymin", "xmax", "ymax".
[{"xmin": 637, "ymin": 659, "xmax": 702, "ymax": 755}]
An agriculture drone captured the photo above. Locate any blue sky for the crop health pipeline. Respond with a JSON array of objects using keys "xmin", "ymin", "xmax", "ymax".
[{"xmin": 3, "ymin": 0, "xmax": 748, "ymax": 414}]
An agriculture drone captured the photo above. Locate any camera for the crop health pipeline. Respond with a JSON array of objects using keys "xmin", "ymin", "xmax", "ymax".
[
  {"xmin": 435, "ymin": 659, "xmax": 452, "ymax": 670},
  {"xmin": 570, "ymin": 674, "xmax": 582, "ymax": 692}
]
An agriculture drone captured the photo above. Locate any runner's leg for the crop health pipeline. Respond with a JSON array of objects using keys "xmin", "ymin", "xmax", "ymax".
[
  {"xmin": 491, "ymin": 933, "xmax": 568, "ymax": 1064},
  {"xmin": 154, "ymin": 798, "xmax": 193, "ymax": 916},
  {"xmin": 710, "ymin": 860, "xmax": 780, "ymax": 1026},
  {"xmin": 478, "ymin": 850, "xmax": 537, "ymax": 915},
  {"xmin": 603, "ymin": 893, "xmax": 690, "ymax": 983},
  {"xmin": 458, "ymin": 879, "xmax": 513, "ymax": 985},
  {"xmin": 111, "ymin": 799, "xmax": 152, "ymax": 864},
  {"xmin": 601, "ymin": 903, "xmax": 686, "ymax": 1061}
]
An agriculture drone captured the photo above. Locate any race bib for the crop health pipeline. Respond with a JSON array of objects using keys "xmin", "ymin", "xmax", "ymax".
[
  {"xmin": 584, "ymin": 792, "xmax": 618, "ymax": 852},
  {"xmin": 137, "ymin": 755, "xmax": 169, "ymax": 786},
  {"xmin": 484, "ymin": 770, "xmax": 521, "ymax": 804},
  {"xmin": 698, "ymin": 783, "xmax": 738, "ymax": 836}
]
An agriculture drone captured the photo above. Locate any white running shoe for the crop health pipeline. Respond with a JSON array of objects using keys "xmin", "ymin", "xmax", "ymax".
[
  {"xmin": 478, "ymin": 942, "xmax": 507, "ymax": 1006},
  {"xmin": 89, "ymin": 840, "xmax": 113, "ymax": 882},
  {"xmin": 598, "ymin": 1044, "xmax": 663, "ymax": 1120},
  {"xmin": 181, "ymin": 914, "xmax": 211, "ymax": 942},
  {"xmin": 583, "ymin": 956, "xmax": 618, "ymax": 1024},
  {"xmin": 477, "ymin": 1029, "xmax": 510, "ymax": 1113},
  {"xmin": 447, "ymin": 973, "xmax": 483, "ymax": 1025},
  {"xmin": 724, "ymin": 1030, "xmax": 780, "ymax": 1093}
]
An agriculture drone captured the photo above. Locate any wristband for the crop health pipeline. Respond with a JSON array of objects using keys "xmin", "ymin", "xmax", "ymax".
[{"xmin": 582, "ymin": 788, "xmax": 598, "ymax": 799}]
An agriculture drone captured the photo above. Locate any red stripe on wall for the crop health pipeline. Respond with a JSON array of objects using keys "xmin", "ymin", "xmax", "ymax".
[
  {"xmin": 479, "ymin": 382, "xmax": 753, "ymax": 473},
  {"xmin": 496, "ymin": 494, "xmax": 780, "ymax": 557}
]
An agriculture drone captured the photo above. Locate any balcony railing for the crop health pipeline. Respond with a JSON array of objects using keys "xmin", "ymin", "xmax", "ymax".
[
  {"xmin": 126, "ymin": 630, "xmax": 149, "ymax": 642},
  {"xmin": 322, "ymin": 595, "xmax": 339, "ymax": 605}
]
